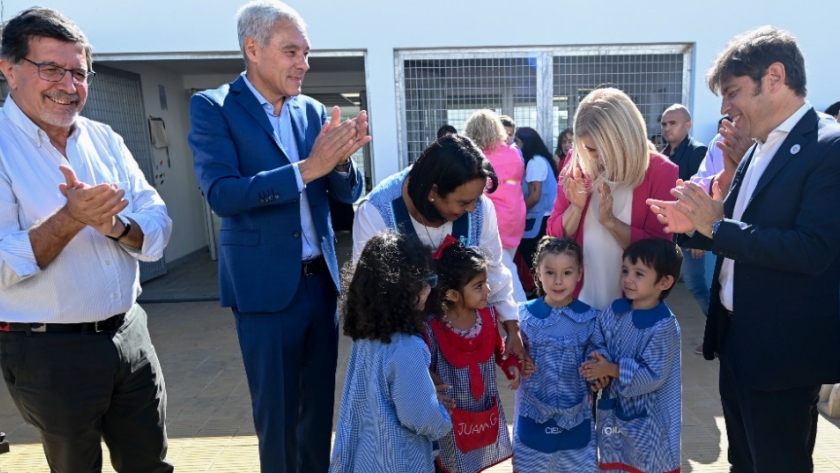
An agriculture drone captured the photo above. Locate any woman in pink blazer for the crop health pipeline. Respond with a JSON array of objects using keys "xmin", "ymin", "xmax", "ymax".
[{"xmin": 547, "ymin": 88, "xmax": 678, "ymax": 309}]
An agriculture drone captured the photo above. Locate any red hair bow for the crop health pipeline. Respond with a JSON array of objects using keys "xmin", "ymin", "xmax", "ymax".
[{"xmin": 432, "ymin": 234, "xmax": 461, "ymax": 260}]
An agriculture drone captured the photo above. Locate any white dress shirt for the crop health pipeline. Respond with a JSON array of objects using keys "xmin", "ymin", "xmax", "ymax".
[
  {"xmin": 718, "ymin": 102, "xmax": 811, "ymax": 311},
  {"xmin": 0, "ymin": 96, "xmax": 172, "ymax": 323},
  {"xmin": 353, "ymin": 194, "xmax": 519, "ymax": 322}
]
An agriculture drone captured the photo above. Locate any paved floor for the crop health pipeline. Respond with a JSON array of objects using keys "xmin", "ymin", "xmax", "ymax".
[{"xmin": 2, "ymin": 240, "xmax": 840, "ymax": 472}]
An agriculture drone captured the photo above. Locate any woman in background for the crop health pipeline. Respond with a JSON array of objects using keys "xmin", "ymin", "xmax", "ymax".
[
  {"xmin": 463, "ymin": 110, "xmax": 527, "ymax": 302},
  {"xmin": 553, "ymin": 127, "xmax": 574, "ymax": 171},
  {"xmin": 515, "ymin": 127, "xmax": 558, "ymax": 280}
]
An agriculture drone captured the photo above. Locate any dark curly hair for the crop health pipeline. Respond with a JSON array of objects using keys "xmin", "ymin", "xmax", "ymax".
[
  {"xmin": 425, "ymin": 243, "xmax": 489, "ymax": 319},
  {"xmin": 531, "ymin": 236, "xmax": 583, "ymax": 297},
  {"xmin": 342, "ymin": 232, "xmax": 434, "ymax": 343}
]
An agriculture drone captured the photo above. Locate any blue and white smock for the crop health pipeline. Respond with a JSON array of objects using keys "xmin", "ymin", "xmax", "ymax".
[
  {"xmin": 513, "ymin": 298, "xmax": 599, "ymax": 473},
  {"xmin": 592, "ymin": 298, "xmax": 681, "ymax": 473},
  {"xmin": 329, "ymin": 333, "xmax": 452, "ymax": 473},
  {"xmin": 425, "ymin": 308, "xmax": 514, "ymax": 473}
]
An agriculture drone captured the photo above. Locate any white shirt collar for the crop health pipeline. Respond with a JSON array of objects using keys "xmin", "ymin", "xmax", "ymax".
[{"xmin": 757, "ymin": 101, "xmax": 812, "ymax": 146}]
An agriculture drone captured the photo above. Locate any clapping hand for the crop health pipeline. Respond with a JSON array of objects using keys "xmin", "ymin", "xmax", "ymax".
[{"xmin": 59, "ymin": 165, "xmax": 128, "ymax": 236}]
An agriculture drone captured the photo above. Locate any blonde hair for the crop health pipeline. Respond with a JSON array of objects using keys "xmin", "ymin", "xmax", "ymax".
[
  {"xmin": 566, "ymin": 88, "xmax": 651, "ymax": 190},
  {"xmin": 463, "ymin": 109, "xmax": 507, "ymax": 152}
]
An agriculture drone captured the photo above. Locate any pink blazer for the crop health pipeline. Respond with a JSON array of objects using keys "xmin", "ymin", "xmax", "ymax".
[
  {"xmin": 546, "ymin": 153, "xmax": 678, "ymax": 295},
  {"xmin": 484, "ymin": 144, "xmax": 526, "ymax": 248}
]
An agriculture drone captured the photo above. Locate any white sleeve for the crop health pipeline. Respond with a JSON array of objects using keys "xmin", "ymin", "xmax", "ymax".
[
  {"xmin": 351, "ymin": 199, "xmax": 387, "ymax": 262},
  {"xmin": 525, "ymin": 156, "xmax": 549, "ymax": 183},
  {"xmin": 479, "ymin": 196, "xmax": 518, "ymax": 322}
]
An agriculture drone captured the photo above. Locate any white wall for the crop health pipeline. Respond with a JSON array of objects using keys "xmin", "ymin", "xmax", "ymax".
[
  {"xmin": 103, "ymin": 62, "xmax": 209, "ymax": 263},
  {"xmin": 6, "ymin": 0, "xmax": 839, "ymax": 183}
]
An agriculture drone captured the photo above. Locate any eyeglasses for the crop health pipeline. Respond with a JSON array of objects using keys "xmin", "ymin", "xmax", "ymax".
[
  {"xmin": 22, "ymin": 58, "xmax": 96, "ymax": 85},
  {"xmin": 417, "ymin": 274, "xmax": 438, "ymax": 288}
]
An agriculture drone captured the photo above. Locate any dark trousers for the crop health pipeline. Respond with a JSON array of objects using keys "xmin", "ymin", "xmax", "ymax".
[
  {"xmin": 234, "ymin": 271, "xmax": 338, "ymax": 473},
  {"xmin": 0, "ymin": 305, "xmax": 171, "ymax": 473},
  {"xmin": 519, "ymin": 215, "xmax": 549, "ymax": 272},
  {"xmin": 719, "ymin": 333, "xmax": 820, "ymax": 472}
]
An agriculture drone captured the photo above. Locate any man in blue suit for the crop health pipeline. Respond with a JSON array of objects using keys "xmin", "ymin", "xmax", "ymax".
[
  {"xmin": 648, "ymin": 26, "xmax": 840, "ymax": 472},
  {"xmin": 188, "ymin": 2, "xmax": 368, "ymax": 471}
]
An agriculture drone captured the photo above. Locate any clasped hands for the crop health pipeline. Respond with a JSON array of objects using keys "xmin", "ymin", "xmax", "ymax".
[
  {"xmin": 580, "ymin": 352, "xmax": 615, "ymax": 391},
  {"xmin": 59, "ymin": 164, "xmax": 129, "ymax": 238},
  {"xmin": 299, "ymin": 106, "xmax": 371, "ymax": 183}
]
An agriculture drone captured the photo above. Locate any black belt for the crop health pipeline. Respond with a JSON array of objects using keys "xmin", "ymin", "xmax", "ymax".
[
  {"xmin": 302, "ymin": 256, "xmax": 327, "ymax": 276},
  {"xmin": 0, "ymin": 313, "xmax": 126, "ymax": 334}
]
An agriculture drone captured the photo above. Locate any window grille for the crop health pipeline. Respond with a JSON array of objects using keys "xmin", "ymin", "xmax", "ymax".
[{"xmin": 396, "ymin": 45, "xmax": 691, "ymax": 167}]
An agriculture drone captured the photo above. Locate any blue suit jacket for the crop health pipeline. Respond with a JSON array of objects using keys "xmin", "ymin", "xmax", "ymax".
[
  {"xmin": 189, "ymin": 76, "xmax": 362, "ymax": 313},
  {"xmin": 687, "ymin": 107, "xmax": 840, "ymax": 390}
]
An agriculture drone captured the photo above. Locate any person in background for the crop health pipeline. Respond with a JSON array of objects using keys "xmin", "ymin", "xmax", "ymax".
[
  {"xmin": 660, "ymin": 104, "xmax": 710, "ymax": 337},
  {"xmin": 826, "ymin": 101, "xmax": 840, "ymax": 122},
  {"xmin": 650, "ymin": 133, "xmax": 666, "ymax": 152},
  {"xmin": 0, "ymin": 7, "xmax": 173, "ymax": 472},
  {"xmin": 188, "ymin": 1, "xmax": 368, "ymax": 471},
  {"xmin": 547, "ymin": 88, "xmax": 678, "ymax": 310},
  {"xmin": 553, "ymin": 127, "xmax": 574, "ymax": 171},
  {"xmin": 463, "ymin": 109, "xmax": 527, "ymax": 302},
  {"xmin": 437, "ymin": 124, "xmax": 457, "ymax": 139},
  {"xmin": 516, "ymin": 127, "xmax": 558, "ymax": 281}
]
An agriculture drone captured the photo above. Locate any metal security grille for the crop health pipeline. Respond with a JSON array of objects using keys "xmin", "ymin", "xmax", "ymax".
[
  {"xmin": 397, "ymin": 45, "xmax": 691, "ymax": 167},
  {"xmin": 82, "ymin": 65, "xmax": 167, "ymax": 282},
  {"xmin": 554, "ymin": 49, "xmax": 686, "ymax": 146},
  {"xmin": 400, "ymin": 56, "xmax": 538, "ymax": 164}
]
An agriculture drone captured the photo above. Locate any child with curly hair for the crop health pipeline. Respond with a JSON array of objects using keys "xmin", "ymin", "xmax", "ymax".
[
  {"xmin": 425, "ymin": 236, "xmax": 523, "ymax": 473},
  {"xmin": 330, "ymin": 232, "xmax": 452, "ymax": 473}
]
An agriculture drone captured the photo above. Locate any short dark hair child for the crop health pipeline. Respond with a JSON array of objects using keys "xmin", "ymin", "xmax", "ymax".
[
  {"xmin": 622, "ymin": 238, "xmax": 683, "ymax": 300},
  {"xmin": 342, "ymin": 232, "xmax": 434, "ymax": 343}
]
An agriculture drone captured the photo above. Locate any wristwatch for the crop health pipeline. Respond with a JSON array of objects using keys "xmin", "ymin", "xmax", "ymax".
[
  {"xmin": 711, "ymin": 218, "xmax": 724, "ymax": 238},
  {"xmin": 107, "ymin": 215, "xmax": 132, "ymax": 241},
  {"xmin": 334, "ymin": 159, "xmax": 352, "ymax": 172}
]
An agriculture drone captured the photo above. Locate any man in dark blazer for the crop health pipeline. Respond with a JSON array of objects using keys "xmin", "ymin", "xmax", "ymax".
[
  {"xmin": 188, "ymin": 2, "xmax": 368, "ymax": 471},
  {"xmin": 661, "ymin": 104, "xmax": 711, "ymax": 335},
  {"xmin": 661, "ymin": 103, "xmax": 708, "ymax": 182},
  {"xmin": 648, "ymin": 26, "xmax": 840, "ymax": 472}
]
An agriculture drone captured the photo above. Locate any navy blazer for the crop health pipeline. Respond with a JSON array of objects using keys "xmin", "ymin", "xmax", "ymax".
[
  {"xmin": 189, "ymin": 76, "xmax": 362, "ymax": 313},
  {"xmin": 665, "ymin": 135, "xmax": 707, "ymax": 182},
  {"xmin": 687, "ymin": 107, "xmax": 840, "ymax": 390}
]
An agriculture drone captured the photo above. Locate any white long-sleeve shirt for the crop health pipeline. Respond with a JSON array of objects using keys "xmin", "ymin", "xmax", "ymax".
[{"xmin": 0, "ymin": 96, "xmax": 172, "ymax": 323}]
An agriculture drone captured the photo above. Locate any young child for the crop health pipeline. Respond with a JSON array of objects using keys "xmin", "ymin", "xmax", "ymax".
[
  {"xmin": 425, "ymin": 235, "xmax": 522, "ymax": 473},
  {"xmin": 581, "ymin": 238, "xmax": 683, "ymax": 473},
  {"xmin": 330, "ymin": 232, "xmax": 452, "ymax": 473},
  {"xmin": 513, "ymin": 237, "xmax": 599, "ymax": 473}
]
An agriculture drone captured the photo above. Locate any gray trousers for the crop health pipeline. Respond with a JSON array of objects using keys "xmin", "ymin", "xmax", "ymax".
[{"xmin": 0, "ymin": 305, "xmax": 172, "ymax": 473}]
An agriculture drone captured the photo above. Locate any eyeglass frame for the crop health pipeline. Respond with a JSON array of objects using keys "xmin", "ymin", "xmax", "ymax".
[
  {"xmin": 417, "ymin": 273, "xmax": 438, "ymax": 289},
  {"xmin": 21, "ymin": 57, "xmax": 96, "ymax": 85}
]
